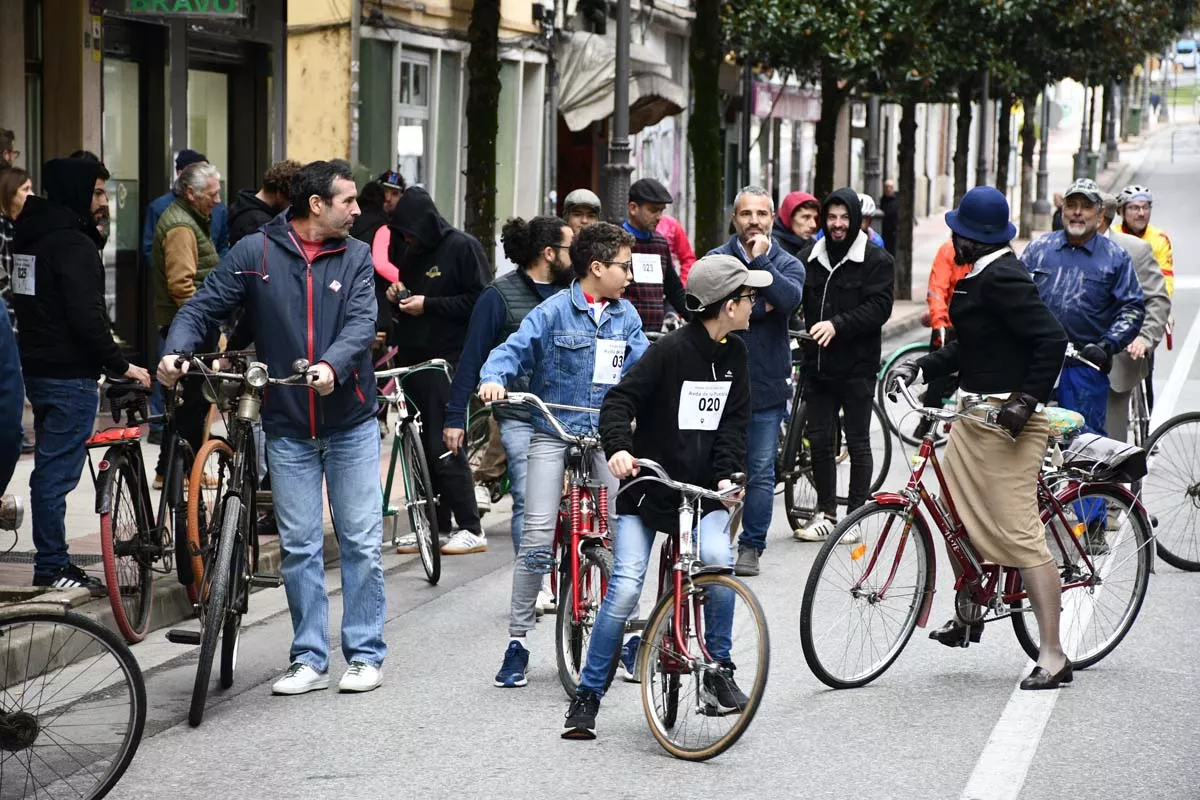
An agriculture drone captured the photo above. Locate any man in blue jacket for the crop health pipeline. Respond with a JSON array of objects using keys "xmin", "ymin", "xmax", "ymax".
[
  {"xmin": 706, "ymin": 186, "xmax": 805, "ymax": 576},
  {"xmin": 159, "ymin": 160, "xmax": 386, "ymax": 697}
]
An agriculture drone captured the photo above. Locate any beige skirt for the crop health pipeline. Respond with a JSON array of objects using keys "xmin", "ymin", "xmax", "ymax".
[{"xmin": 941, "ymin": 403, "xmax": 1053, "ymax": 569}]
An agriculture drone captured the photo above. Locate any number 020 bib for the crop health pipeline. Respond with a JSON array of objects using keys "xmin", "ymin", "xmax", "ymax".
[
  {"xmin": 592, "ymin": 339, "xmax": 626, "ymax": 385},
  {"xmin": 678, "ymin": 380, "xmax": 732, "ymax": 430}
]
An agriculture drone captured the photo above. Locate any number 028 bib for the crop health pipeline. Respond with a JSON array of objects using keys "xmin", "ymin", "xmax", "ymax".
[
  {"xmin": 678, "ymin": 380, "xmax": 732, "ymax": 431},
  {"xmin": 592, "ymin": 339, "xmax": 626, "ymax": 385}
]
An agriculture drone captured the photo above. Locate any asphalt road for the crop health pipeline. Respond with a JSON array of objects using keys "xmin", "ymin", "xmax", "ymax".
[{"xmin": 107, "ymin": 131, "xmax": 1200, "ymax": 800}]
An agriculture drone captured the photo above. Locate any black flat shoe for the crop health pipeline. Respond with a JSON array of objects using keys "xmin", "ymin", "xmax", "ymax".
[
  {"xmin": 1020, "ymin": 659, "xmax": 1073, "ymax": 690},
  {"xmin": 929, "ymin": 618, "xmax": 984, "ymax": 648}
]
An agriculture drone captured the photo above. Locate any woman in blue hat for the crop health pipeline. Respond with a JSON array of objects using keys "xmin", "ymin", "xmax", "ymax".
[{"xmin": 888, "ymin": 187, "xmax": 1074, "ymax": 690}]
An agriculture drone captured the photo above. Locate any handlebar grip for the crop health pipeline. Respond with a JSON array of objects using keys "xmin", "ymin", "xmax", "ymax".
[{"xmin": 729, "ymin": 472, "xmax": 747, "ymax": 487}]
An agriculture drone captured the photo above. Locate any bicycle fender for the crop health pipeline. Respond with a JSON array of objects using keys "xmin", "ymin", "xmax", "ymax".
[
  {"xmin": 1043, "ymin": 481, "xmax": 1156, "ymax": 574},
  {"xmin": 869, "ymin": 495, "xmax": 938, "ymax": 628},
  {"xmin": 93, "ymin": 446, "xmax": 124, "ymax": 515}
]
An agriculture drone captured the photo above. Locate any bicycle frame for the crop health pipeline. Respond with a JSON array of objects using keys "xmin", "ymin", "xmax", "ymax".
[
  {"xmin": 554, "ymin": 441, "xmax": 610, "ymax": 626},
  {"xmin": 378, "ymin": 360, "xmax": 450, "ymax": 544}
]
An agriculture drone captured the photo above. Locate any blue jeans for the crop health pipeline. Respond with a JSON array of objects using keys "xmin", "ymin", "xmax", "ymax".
[
  {"xmin": 266, "ymin": 418, "xmax": 387, "ymax": 672},
  {"xmin": 148, "ymin": 333, "xmax": 166, "ymax": 435},
  {"xmin": 24, "ymin": 377, "xmax": 99, "ymax": 579},
  {"xmin": 498, "ymin": 417, "xmax": 533, "ymax": 555},
  {"xmin": 1056, "ymin": 365, "xmax": 1110, "ymax": 525},
  {"xmin": 739, "ymin": 404, "xmax": 786, "ymax": 554},
  {"xmin": 579, "ymin": 510, "xmax": 735, "ymax": 697}
]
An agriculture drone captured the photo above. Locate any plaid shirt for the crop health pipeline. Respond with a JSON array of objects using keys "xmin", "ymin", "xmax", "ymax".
[{"xmin": 0, "ymin": 215, "xmax": 12, "ymax": 298}]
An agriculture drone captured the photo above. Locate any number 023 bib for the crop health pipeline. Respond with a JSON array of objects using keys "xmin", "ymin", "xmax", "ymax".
[{"xmin": 678, "ymin": 380, "xmax": 732, "ymax": 430}]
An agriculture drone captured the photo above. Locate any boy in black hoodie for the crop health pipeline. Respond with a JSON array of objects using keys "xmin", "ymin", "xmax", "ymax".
[
  {"xmin": 384, "ymin": 187, "xmax": 490, "ymax": 553},
  {"xmin": 562, "ymin": 253, "xmax": 769, "ymax": 740},
  {"xmin": 794, "ymin": 187, "xmax": 894, "ymax": 543}
]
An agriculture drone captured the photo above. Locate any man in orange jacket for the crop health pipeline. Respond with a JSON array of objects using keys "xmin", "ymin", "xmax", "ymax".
[{"xmin": 921, "ymin": 239, "xmax": 971, "ymax": 426}]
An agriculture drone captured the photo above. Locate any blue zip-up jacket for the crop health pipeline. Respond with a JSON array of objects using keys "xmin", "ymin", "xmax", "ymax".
[
  {"xmin": 1021, "ymin": 230, "xmax": 1144, "ymax": 352},
  {"xmin": 0, "ymin": 297, "xmax": 22, "ymax": 495},
  {"xmin": 142, "ymin": 190, "xmax": 229, "ymax": 263},
  {"xmin": 706, "ymin": 236, "xmax": 806, "ymax": 411},
  {"xmin": 478, "ymin": 280, "xmax": 651, "ymax": 438},
  {"xmin": 164, "ymin": 214, "xmax": 378, "ymax": 440}
]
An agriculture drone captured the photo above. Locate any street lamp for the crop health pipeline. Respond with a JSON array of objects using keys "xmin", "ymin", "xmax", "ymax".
[
  {"xmin": 1032, "ymin": 86, "xmax": 1052, "ymax": 230},
  {"xmin": 604, "ymin": 0, "xmax": 633, "ymax": 221}
]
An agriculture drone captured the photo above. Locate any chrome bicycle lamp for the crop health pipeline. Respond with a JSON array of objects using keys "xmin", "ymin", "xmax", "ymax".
[{"xmin": 245, "ymin": 362, "xmax": 270, "ymax": 389}]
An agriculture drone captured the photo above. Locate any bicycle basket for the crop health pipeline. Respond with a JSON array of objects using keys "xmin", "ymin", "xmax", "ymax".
[{"xmin": 1060, "ymin": 433, "xmax": 1147, "ymax": 482}]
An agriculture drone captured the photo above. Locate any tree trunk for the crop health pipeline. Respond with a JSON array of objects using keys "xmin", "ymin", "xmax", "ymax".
[
  {"xmin": 895, "ymin": 100, "xmax": 917, "ymax": 302},
  {"xmin": 1018, "ymin": 92, "xmax": 1038, "ymax": 240},
  {"xmin": 995, "ymin": 96, "xmax": 1012, "ymax": 193},
  {"xmin": 1087, "ymin": 85, "xmax": 1098, "ymax": 153},
  {"xmin": 814, "ymin": 66, "xmax": 847, "ymax": 200},
  {"xmin": 953, "ymin": 78, "xmax": 974, "ymax": 206},
  {"xmin": 688, "ymin": 0, "xmax": 724, "ymax": 254},
  {"xmin": 463, "ymin": 0, "xmax": 501, "ymax": 272}
]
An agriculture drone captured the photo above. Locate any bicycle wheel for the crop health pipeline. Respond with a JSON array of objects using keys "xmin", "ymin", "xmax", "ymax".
[
  {"xmin": 555, "ymin": 541, "xmax": 614, "ymax": 698},
  {"xmin": 0, "ymin": 607, "xmax": 146, "ymax": 800},
  {"xmin": 781, "ymin": 400, "xmax": 819, "ymax": 530},
  {"xmin": 402, "ymin": 422, "xmax": 441, "ymax": 584},
  {"xmin": 189, "ymin": 495, "xmax": 241, "ymax": 728},
  {"xmin": 98, "ymin": 449, "xmax": 154, "ymax": 644},
  {"xmin": 1129, "ymin": 383, "xmax": 1150, "ymax": 449},
  {"xmin": 465, "ymin": 405, "xmax": 492, "ymax": 473},
  {"xmin": 639, "ymin": 573, "xmax": 769, "ymax": 761},
  {"xmin": 187, "ymin": 438, "xmax": 234, "ymax": 602},
  {"xmin": 1141, "ymin": 412, "xmax": 1200, "ymax": 571},
  {"xmin": 800, "ymin": 501, "xmax": 932, "ymax": 689},
  {"xmin": 878, "ymin": 343, "xmax": 939, "ymax": 445},
  {"xmin": 219, "ymin": 532, "xmax": 246, "ymax": 690},
  {"xmin": 1012, "ymin": 483, "xmax": 1152, "ymax": 669}
]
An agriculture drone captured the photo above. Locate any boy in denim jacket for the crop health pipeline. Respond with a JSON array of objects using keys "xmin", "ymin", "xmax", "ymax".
[{"xmin": 478, "ymin": 222, "xmax": 650, "ymax": 688}]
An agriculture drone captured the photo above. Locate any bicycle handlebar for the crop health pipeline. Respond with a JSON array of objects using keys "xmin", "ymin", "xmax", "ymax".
[
  {"xmin": 1062, "ymin": 343, "xmax": 1103, "ymax": 372},
  {"xmin": 487, "ymin": 392, "xmax": 600, "ymax": 444},
  {"xmin": 172, "ymin": 353, "xmax": 311, "ymax": 387},
  {"xmin": 616, "ymin": 458, "xmax": 746, "ymax": 506},
  {"xmin": 376, "ymin": 359, "xmax": 452, "ymax": 382}
]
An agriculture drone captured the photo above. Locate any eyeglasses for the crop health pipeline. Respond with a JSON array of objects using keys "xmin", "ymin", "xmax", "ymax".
[
  {"xmin": 735, "ymin": 290, "xmax": 758, "ymax": 303},
  {"xmin": 604, "ymin": 260, "xmax": 633, "ymax": 274},
  {"xmin": 1123, "ymin": 203, "xmax": 1151, "ymax": 213}
]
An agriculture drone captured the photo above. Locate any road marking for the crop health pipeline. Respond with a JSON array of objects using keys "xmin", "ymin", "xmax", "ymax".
[{"xmin": 1149, "ymin": 292, "xmax": 1200, "ymax": 430}]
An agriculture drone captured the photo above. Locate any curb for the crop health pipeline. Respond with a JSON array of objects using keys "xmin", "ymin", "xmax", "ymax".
[{"xmin": 882, "ymin": 309, "xmax": 928, "ymax": 342}]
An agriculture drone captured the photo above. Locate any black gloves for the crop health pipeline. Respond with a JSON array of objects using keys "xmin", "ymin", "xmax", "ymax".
[
  {"xmin": 1079, "ymin": 342, "xmax": 1113, "ymax": 375},
  {"xmin": 995, "ymin": 392, "xmax": 1040, "ymax": 439},
  {"xmin": 887, "ymin": 361, "xmax": 921, "ymax": 400}
]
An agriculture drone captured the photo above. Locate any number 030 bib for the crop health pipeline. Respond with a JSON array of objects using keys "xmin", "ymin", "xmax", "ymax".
[
  {"xmin": 678, "ymin": 380, "xmax": 732, "ymax": 430},
  {"xmin": 592, "ymin": 339, "xmax": 626, "ymax": 385}
]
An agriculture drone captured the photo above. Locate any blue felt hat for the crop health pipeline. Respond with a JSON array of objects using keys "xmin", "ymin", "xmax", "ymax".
[{"xmin": 945, "ymin": 186, "xmax": 1016, "ymax": 245}]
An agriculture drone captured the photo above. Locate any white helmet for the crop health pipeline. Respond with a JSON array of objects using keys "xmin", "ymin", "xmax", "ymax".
[
  {"xmin": 858, "ymin": 193, "xmax": 877, "ymax": 217},
  {"xmin": 1117, "ymin": 185, "xmax": 1153, "ymax": 207}
]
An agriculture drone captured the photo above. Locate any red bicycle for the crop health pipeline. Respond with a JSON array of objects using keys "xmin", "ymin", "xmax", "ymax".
[
  {"xmin": 489, "ymin": 393, "xmax": 614, "ymax": 698},
  {"xmin": 799, "ymin": 380, "xmax": 1153, "ymax": 689}
]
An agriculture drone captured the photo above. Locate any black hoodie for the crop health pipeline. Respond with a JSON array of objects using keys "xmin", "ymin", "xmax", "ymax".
[
  {"xmin": 12, "ymin": 158, "xmax": 129, "ymax": 378},
  {"xmin": 227, "ymin": 188, "xmax": 279, "ymax": 248},
  {"xmin": 386, "ymin": 187, "xmax": 489, "ymax": 363},
  {"xmin": 797, "ymin": 187, "xmax": 895, "ymax": 381}
]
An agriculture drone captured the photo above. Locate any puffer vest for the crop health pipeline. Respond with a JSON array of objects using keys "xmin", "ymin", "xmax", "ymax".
[
  {"xmin": 153, "ymin": 197, "xmax": 219, "ymax": 328},
  {"xmin": 491, "ymin": 270, "xmax": 545, "ymax": 421}
]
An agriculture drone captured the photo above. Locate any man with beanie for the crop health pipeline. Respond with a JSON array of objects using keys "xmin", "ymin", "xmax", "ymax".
[
  {"xmin": 142, "ymin": 149, "xmax": 229, "ymax": 262},
  {"xmin": 794, "ymin": 187, "xmax": 894, "ymax": 544},
  {"xmin": 623, "ymin": 178, "xmax": 689, "ymax": 332},
  {"xmin": 12, "ymin": 157, "xmax": 151, "ymax": 590}
]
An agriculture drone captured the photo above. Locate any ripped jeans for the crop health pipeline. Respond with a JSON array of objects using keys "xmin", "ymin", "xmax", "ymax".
[{"xmin": 508, "ymin": 433, "xmax": 617, "ymax": 636}]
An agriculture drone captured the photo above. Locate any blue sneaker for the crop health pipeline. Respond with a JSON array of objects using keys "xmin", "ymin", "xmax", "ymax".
[
  {"xmin": 620, "ymin": 636, "xmax": 641, "ymax": 683},
  {"xmin": 494, "ymin": 640, "xmax": 530, "ymax": 688}
]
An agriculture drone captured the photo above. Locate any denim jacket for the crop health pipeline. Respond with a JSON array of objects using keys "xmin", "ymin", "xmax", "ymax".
[{"xmin": 478, "ymin": 280, "xmax": 651, "ymax": 437}]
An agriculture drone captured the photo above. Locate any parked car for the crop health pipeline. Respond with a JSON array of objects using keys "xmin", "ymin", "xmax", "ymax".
[{"xmin": 1174, "ymin": 38, "xmax": 1197, "ymax": 69}]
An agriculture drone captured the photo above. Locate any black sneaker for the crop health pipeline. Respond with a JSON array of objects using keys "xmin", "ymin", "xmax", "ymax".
[
  {"xmin": 702, "ymin": 663, "xmax": 749, "ymax": 715},
  {"xmin": 562, "ymin": 690, "xmax": 600, "ymax": 740},
  {"xmin": 33, "ymin": 564, "xmax": 105, "ymax": 596},
  {"xmin": 1082, "ymin": 520, "xmax": 1109, "ymax": 556}
]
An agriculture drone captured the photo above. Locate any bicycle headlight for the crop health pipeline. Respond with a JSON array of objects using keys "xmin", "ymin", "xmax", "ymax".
[{"xmin": 245, "ymin": 362, "xmax": 270, "ymax": 389}]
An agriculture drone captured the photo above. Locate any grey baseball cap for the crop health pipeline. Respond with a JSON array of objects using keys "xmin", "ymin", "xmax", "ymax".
[
  {"xmin": 685, "ymin": 254, "xmax": 773, "ymax": 311},
  {"xmin": 563, "ymin": 188, "xmax": 602, "ymax": 212},
  {"xmin": 1064, "ymin": 178, "xmax": 1102, "ymax": 204}
]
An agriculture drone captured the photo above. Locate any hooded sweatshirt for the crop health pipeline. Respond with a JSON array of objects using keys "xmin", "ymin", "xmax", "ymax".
[
  {"xmin": 386, "ymin": 187, "xmax": 489, "ymax": 364},
  {"xmin": 773, "ymin": 191, "xmax": 819, "ymax": 258},
  {"xmin": 12, "ymin": 158, "xmax": 130, "ymax": 378},
  {"xmin": 798, "ymin": 187, "xmax": 895, "ymax": 381},
  {"xmin": 227, "ymin": 188, "xmax": 279, "ymax": 248}
]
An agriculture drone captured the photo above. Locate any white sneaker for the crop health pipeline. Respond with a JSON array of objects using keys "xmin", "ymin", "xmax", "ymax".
[
  {"xmin": 536, "ymin": 587, "xmax": 557, "ymax": 614},
  {"xmin": 338, "ymin": 660, "xmax": 382, "ymax": 693},
  {"xmin": 474, "ymin": 483, "xmax": 493, "ymax": 513},
  {"xmin": 794, "ymin": 513, "xmax": 836, "ymax": 542},
  {"xmin": 395, "ymin": 533, "xmax": 418, "ymax": 554},
  {"xmin": 441, "ymin": 529, "xmax": 488, "ymax": 555},
  {"xmin": 271, "ymin": 663, "xmax": 330, "ymax": 695}
]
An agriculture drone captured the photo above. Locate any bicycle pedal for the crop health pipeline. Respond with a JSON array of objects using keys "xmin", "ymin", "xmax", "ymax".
[
  {"xmin": 166, "ymin": 629, "xmax": 202, "ymax": 646},
  {"xmin": 249, "ymin": 573, "xmax": 282, "ymax": 588}
]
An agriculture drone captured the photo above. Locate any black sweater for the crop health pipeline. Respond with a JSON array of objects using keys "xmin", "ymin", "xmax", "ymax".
[
  {"xmin": 917, "ymin": 252, "xmax": 1067, "ymax": 403},
  {"xmin": 599, "ymin": 323, "xmax": 751, "ymax": 534}
]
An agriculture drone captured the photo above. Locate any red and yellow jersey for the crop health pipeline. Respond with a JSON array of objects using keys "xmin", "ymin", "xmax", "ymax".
[
  {"xmin": 1115, "ymin": 222, "xmax": 1174, "ymax": 295},
  {"xmin": 926, "ymin": 239, "xmax": 972, "ymax": 330}
]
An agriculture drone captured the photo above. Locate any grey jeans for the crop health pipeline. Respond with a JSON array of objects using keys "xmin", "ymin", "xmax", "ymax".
[{"xmin": 509, "ymin": 433, "xmax": 617, "ymax": 636}]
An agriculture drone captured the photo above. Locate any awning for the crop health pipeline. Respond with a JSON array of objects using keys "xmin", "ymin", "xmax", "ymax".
[{"xmin": 555, "ymin": 30, "xmax": 687, "ymax": 134}]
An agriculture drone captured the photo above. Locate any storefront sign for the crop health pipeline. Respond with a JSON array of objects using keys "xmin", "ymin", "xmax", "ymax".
[
  {"xmin": 753, "ymin": 84, "xmax": 821, "ymax": 122},
  {"xmin": 124, "ymin": 0, "xmax": 244, "ymax": 16}
]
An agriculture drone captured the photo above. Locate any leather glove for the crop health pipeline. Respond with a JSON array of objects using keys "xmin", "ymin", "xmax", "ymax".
[
  {"xmin": 1079, "ymin": 342, "xmax": 1113, "ymax": 375},
  {"xmin": 887, "ymin": 361, "xmax": 921, "ymax": 401},
  {"xmin": 995, "ymin": 392, "xmax": 1040, "ymax": 440}
]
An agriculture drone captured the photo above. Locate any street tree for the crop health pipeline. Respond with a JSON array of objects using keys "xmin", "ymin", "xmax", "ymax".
[{"xmin": 464, "ymin": 0, "xmax": 501, "ymax": 271}]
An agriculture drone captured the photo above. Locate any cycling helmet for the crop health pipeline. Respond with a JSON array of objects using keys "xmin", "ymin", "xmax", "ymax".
[
  {"xmin": 858, "ymin": 193, "xmax": 878, "ymax": 218},
  {"xmin": 1116, "ymin": 184, "xmax": 1152, "ymax": 206}
]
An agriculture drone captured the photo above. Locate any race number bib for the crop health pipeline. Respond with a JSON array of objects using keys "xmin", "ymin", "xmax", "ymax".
[
  {"xmin": 11, "ymin": 255, "xmax": 34, "ymax": 296},
  {"xmin": 631, "ymin": 253, "xmax": 663, "ymax": 284},
  {"xmin": 678, "ymin": 380, "xmax": 732, "ymax": 430},
  {"xmin": 592, "ymin": 338, "xmax": 626, "ymax": 385}
]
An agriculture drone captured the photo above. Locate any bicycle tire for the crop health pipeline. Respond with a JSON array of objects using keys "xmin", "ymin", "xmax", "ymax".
[
  {"xmin": 799, "ymin": 500, "xmax": 932, "ymax": 689},
  {"xmin": 639, "ymin": 573, "xmax": 769, "ymax": 761},
  {"xmin": 0, "ymin": 607, "xmax": 147, "ymax": 800},
  {"xmin": 402, "ymin": 421, "xmax": 441, "ymax": 584},
  {"xmin": 1130, "ymin": 383, "xmax": 1150, "ymax": 449},
  {"xmin": 867, "ymin": 401, "xmax": 893, "ymax": 495},
  {"xmin": 1141, "ymin": 412, "xmax": 1200, "ymax": 571},
  {"xmin": 466, "ymin": 405, "xmax": 492, "ymax": 473},
  {"xmin": 187, "ymin": 438, "xmax": 235, "ymax": 601},
  {"xmin": 555, "ymin": 542, "xmax": 614, "ymax": 698},
  {"xmin": 169, "ymin": 439, "xmax": 194, "ymax": 602},
  {"xmin": 189, "ymin": 494, "xmax": 241, "ymax": 728},
  {"xmin": 98, "ymin": 449, "xmax": 154, "ymax": 644},
  {"xmin": 219, "ymin": 534, "xmax": 246, "ymax": 690},
  {"xmin": 1012, "ymin": 483, "xmax": 1152, "ymax": 669},
  {"xmin": 878, "ymin": 342, "xmax": 952, "ymax": 449}
]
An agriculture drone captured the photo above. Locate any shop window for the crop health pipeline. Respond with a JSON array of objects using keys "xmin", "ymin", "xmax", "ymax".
[
  {"xmin": 360, "ymin": 39, "xmax": 394, "ymax": 176},
  {"xmin": 434, "ymin": 50, "xmax": 463, "ymax": 220},
  {"xmin": 396, "ymin": 55, "xmax": 430, "ymax": 187},
  {"xmin": 187, "ymin": 70, "xmax": 230, "ymax": 200}
]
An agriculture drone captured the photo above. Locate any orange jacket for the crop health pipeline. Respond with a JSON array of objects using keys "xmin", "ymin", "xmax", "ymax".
[{"xmin": 926, "ymin": 239, "xmax": 972, "ymax": 330}]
